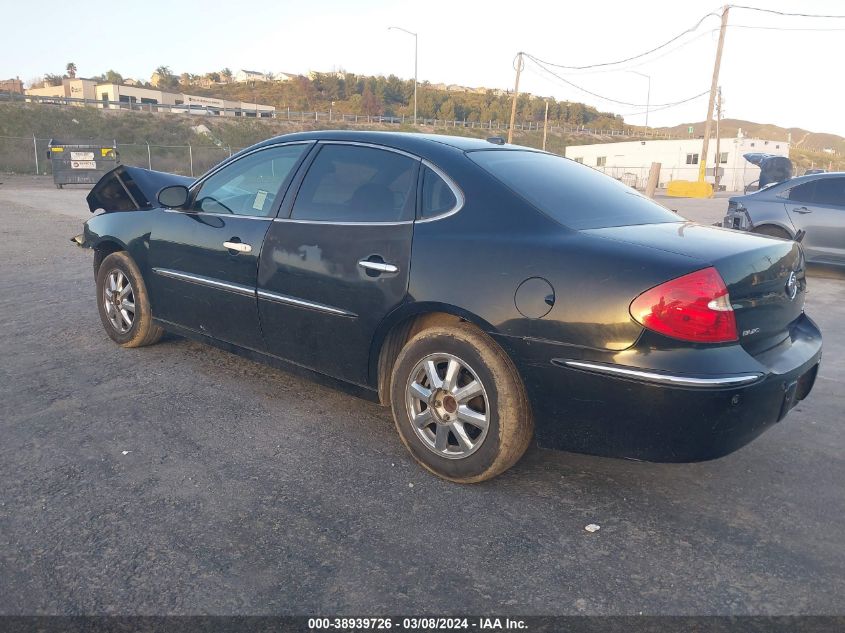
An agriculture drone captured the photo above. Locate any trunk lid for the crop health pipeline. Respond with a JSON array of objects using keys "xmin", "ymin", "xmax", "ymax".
[
  {"xmin": 86, "ymin": 165, "xmax": 194, "ymax": 213},
  {"xmin": 584, "ymin": 222, "xmax": 806, "ymax": 352}
]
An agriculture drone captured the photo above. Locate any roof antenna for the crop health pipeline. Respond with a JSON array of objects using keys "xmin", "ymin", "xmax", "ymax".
[{"xmin": 486, "ymin": 136, "xmax": 506, "ymax": 145}]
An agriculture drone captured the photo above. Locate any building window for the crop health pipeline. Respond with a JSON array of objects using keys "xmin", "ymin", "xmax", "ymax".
[
  {"xmin": 573, "ymin": 157, "xmax": 583, "ymax": 164},
  {"xmin": 719, "ymin": 152, "xmax": 728, "ymax": 164},
  {"xmin": 686, "ymin": 153, "xmax": 699, "ymax": 165},
  {"xmin": 776, "ymin": 144, "xmax": 780, "ymax": 149},
  {"xmin": 596, "ymin": 156, "xmax": 606, "ymax": 167},
  {"xmin": 750, "ymin": 142, "xmax": 755, "ymax": 147}
]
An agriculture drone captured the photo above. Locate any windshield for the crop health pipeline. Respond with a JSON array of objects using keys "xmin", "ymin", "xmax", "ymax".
[{"xmin": 469, "ymin": 149, "xmax": 681, "ymax": 230}]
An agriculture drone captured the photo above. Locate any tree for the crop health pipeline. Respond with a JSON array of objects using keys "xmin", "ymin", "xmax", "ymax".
[
  {"xmin": 104, "ymin": 69, "xmax": 123, "ymax": 84},
  {"xmin": 66, "ymin": 62, "xmax": 77, "ymax": 78},
  {"xmin": 361, "ymin": 86, "xmax": 383, "ymax": 116},
  {"xmin": 43, "ymin": 73, "xmax": 63, "ymax": 86},
  {"xmin": 221, "ymin": 68, "xmax": 233, "ymax": 83},
  {"xmin": 153, "ymin": 66, "xmax": 178, "ymax": 89},
  {"xmin": 568, "ymin": 102, "xmax": 586, "ymax": 126},
  {"xmin": 438, "ymin": 98, "xmax": 456, "ymax": 121}
]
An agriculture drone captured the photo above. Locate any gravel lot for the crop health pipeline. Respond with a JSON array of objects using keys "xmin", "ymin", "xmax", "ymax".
[{"xmin": 1, "ymin": 176, "xmax": 843, "ymax": 615}]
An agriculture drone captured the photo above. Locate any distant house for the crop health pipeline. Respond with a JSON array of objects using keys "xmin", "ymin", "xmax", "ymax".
[
  {"xmin": 123, "ymin": 78, "xmax": 140, "ymax": 86},
  {"xmin": 0, "ymin": 77, "xmax": 24, "ymax": 94},
  {"xmin": 275, "ymin": 72, "xmax": 298, "ymax": 82},
  {"xmin": 307, "ymin": 70, "xmax": 346, "ymax": 80},
  {"xmin": 234, "ymin": 69, "xmax": 268, "ymax": 82}
]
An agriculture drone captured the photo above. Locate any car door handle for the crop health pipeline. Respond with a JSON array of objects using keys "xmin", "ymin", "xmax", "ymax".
[
  {"xmin": 223, "ymin": 240, "xmax": 252, "ymax": 253},
  {"xmin": 793, "ymin": 207, "xmax": 812, "ymax": 214},
  {"xmin": 358, "ymin": 259, "xmax": 399, "ymax": 274}
]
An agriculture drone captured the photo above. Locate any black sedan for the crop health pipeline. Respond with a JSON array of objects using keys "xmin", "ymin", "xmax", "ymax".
[{"xmin": 76, "ymin": 131, "xmax": 822, "ymax": 482}]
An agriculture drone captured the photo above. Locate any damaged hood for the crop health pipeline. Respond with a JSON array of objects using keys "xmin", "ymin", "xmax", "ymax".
[{"xmin": 86, "ymin": 165, "xmax": 194, "ymax": 213}]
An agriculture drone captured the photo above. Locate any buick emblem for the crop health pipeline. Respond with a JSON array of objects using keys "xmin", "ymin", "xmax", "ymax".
[{"xmin": 785, "ymin": 271, "xmax": 798, "ymax": 301}]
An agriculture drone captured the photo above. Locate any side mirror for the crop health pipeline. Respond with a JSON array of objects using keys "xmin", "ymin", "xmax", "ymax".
[{"xmin": 157, "ymin": 185, "xmax": 190, "ymax": 209}]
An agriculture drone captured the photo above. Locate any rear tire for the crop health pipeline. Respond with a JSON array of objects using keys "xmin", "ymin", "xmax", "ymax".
[
  {"xmin": 389, "ymin": 322, "xmax": 533, "ymax": 483},
  {"xmin": 752, "ymin": 225, "xmax": 791, "ymax": 240},
  {"xmin": 95, "ymin": 252, "xmax": 164, "ymax": 348}
]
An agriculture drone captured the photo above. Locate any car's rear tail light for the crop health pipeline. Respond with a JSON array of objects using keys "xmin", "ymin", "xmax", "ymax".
[{"xmin": 629, "ymin": 267, "xmax": 738, "ymax": 343}]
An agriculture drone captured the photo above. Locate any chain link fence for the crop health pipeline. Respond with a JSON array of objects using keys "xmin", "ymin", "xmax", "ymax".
[{"xmin": 0, "ymin": 135, "xmax": 241, "ymax": 177}]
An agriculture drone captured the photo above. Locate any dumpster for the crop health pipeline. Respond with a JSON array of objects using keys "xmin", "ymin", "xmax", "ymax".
[{"xmin": 47, "ymin": 139, "xmax": 119, "ymax": 189}]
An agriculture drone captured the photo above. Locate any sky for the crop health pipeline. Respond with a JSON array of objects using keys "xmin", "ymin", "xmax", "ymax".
[{"xmin": 2, "ymin": 0, "xmax": 844, "ymax": 136}]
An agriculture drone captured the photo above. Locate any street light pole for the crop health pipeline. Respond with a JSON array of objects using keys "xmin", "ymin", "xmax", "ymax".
[
  {"xmin": 627, "ymin": 70, "xmax": 651, "ymax": 130},
  {"xmin": 388, "ymin": 26, "xmax": 418, "ymax": 125}
]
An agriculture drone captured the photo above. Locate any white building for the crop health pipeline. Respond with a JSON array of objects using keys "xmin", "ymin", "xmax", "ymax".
[
  {"xmin": 234, "ymin": 69, "xmax": 268, "ymax": 82},
  {"xmin": 26, "ymin": 78, "xmax": 275, "ymax": 117},
  {"xmin": 564, "ymin": 135, "xmax": 790, "ymax": 192}
]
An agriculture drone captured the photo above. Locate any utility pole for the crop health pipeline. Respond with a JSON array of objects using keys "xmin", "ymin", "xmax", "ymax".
[
  {"xmin": 507, "ymin": 52, "xmax": 524, "ymax": 144},
  {"xmin": 542, "ymin": 100, "xmax": 549, "ymax": 151},
  {"xmin": 714, "ymin": 87, "xmax": 723, "ymax": 191},
  {"xmin": 627, "ymin": 70, "xmax": 651, "ymax": 130},
  {"xmin": 388, "ymin": 27, "xmax": 418, "ymax": 125},
  {"xmin": 699, "ymin": 5, "xmax": 729, "ymax": 183}
]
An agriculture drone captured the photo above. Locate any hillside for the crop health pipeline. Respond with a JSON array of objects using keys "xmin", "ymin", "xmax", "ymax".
[
  {"xmin": 662, "ymin": 118, "xmax": 845, "ymax": 172},
  {"xmin": 186, "ymin": 72, "xmax": 626, "ymax": 131},
  {"xmin": 0, "ymin": 102, "xmax": 633, "ymax": 175},
  {"xmin": 1, "ymin": 99, "xmax": 843, "ymax": 175}
]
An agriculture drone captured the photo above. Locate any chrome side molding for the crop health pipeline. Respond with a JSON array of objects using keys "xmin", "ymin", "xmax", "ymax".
[
  {"xmin": 558, "ymin": 359, "xmax": 762, "ymax": 388},
  {"xmin": 256, "ymin": 289, "xmax": 357, "ymax": 318},
  {"xmin": 152, "ymin": 268, "xmax": 255, "ymax": 297}
]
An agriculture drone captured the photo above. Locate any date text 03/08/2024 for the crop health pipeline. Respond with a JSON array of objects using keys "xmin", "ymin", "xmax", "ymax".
[{"xmin": 307, "ymin": 617, "xmax": 527, "ymax": 630}]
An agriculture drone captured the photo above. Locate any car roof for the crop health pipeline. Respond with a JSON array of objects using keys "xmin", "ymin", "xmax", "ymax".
[
  {"xmin": 735, "ymin": 170, "xmax": 845, "ymax": 200},
  {"xmin": 250, "ymin": 130, "xmax": 525, "ymax": 156}
]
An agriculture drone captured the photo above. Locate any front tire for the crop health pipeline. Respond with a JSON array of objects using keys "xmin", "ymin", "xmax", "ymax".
[
  {"xmin": 389, "ymin": 322, "xmax": 533, "ymax": 483},
  {"xmin": 95, "ymin": 252, "xmax": 163, "ymax": 348}
]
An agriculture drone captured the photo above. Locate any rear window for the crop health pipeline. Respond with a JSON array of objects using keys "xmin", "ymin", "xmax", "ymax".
[{"xmin": 468, "ymin": 150, "xmax": 681, "ymax": 229}]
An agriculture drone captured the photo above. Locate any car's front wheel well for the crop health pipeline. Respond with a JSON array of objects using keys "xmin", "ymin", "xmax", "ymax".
[
  {"xmin": 93, "ymin": 241, "xmax": 125, "ymax": 276},
  {"xmin": 376, "ymin": 312, "xmax": 469, "ymax": 405},
  {"xmin": 751, "ymin": 224, "xmax": 793, "ymax": 240}
]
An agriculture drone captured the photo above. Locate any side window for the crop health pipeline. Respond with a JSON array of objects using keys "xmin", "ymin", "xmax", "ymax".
[
  {"xmin": 813, "ymin": 178, "xmax": 845, "ymax": 207},
  {"xmin": 292, "ymin": 144, "xmax": 417, "ymax": 222},
  {"xmin": 788, "ymin": 181, "xmax": 816, "ymax": 203},
  {"xmin": 420, "ymin": 166, "xmax": 458, "ymax": 219},
  {"xmin": 190, "ymin": 144, "xmax": 308, "ymax": 216}
]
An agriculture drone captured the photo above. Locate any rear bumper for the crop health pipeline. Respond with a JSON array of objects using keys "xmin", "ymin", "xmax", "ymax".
[
  {"xmin": 723, "ymin": 206, "xmax": 753, "ymax": 230},
  {"xmin": 504, "ymin": 314, "xmax": 822, "ymax": 462}
]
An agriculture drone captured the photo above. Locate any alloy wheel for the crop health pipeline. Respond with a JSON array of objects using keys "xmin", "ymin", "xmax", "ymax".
[
  {"xmin": 103, "ymin": 269, "xmax": 135, "ymax": 334},
  {"xmin": 405, "ymin": 353, "xmax": 490, "ymax": 459}
]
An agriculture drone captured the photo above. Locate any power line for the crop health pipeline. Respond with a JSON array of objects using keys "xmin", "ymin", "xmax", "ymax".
[
  {"xmin": 524, "ymin": 4, "xmax": 845, "ymax": 74},
  {"xmin": 617, "ymin": 92, "xmax": 710, "ymax": 117},
  {"xmin": 525, "ymin": 54, "xmax": 708, "ymax": 108},
  {"xmin": 729, "ymin": 5, "xmax": 845, "ymax": 19},
  {"xmin": 549, "ymin": 29, "xmax": 718, "ymax": 76},
  {"xmin": 728, "ymin": 23, "xmax": 845, "ymax": 31},
  {"xmin": 525, "ymin": 9, "xmax": 722, "ymax": 70}
]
